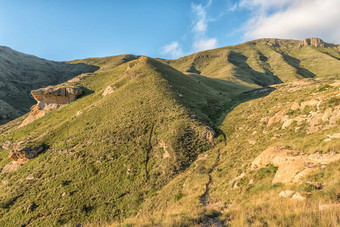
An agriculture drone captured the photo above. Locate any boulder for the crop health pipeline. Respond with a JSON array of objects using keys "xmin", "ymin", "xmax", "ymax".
[
  {"xmin": 1, "ymin": 142, "xmax": 45, "ymax": 174},
  {"xmin": 291, "ymin": 192, "xmax": 306, "ymax": 201},
  {"xmin": 20, "ymin": 86, "xmax": 83, "ymax": 127},
  {"xmin": 31, "ymin": 86, "xmax": 82, "ymax": 104},
  {"xmin": 279, "ymin": 190, "xmax": 295, "ymax": 198}
]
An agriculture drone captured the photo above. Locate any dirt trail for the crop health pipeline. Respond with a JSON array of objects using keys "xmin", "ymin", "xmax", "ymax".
[
  {"xmin": 200, "ymin": 148, "xmax": 223, "ymax": 227},
  {"xmin": 200, "ymin": 86, "xmax": 274, "ymax": 226}
]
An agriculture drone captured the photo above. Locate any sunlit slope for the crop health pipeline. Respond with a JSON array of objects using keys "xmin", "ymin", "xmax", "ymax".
[
  {"xmin": 0, "ymin": 56, "xmax": 252, "ymax": 226},
  {"xmin": 165, "ymin": 38, "xmax": 340, "ymax": 86},
  {"xmin": 125, "ymin": 78, "xmax": 340, "ymax": 226}
]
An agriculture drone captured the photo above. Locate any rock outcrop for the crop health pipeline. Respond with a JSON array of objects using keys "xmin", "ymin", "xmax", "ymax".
[
  {"xmin": 1, "ymin": 141, "xmax": 45, "ymax": 174},
  {"xmin": 303, "ymin": 38, "xmax": 326, "ymax": 47},
  {"xmin": 262, "ymin": 87, "xmax": 340, "ymax": 134},
  {"xmin": 20, "ymin": 86, "xmax": 83, "ymax": 127},
  {"xmin": 251, "ymin": 147, "xmax": 340, "ymax": 184}
]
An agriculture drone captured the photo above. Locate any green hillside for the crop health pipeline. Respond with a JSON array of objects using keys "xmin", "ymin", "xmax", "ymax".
[
  {"xmin": 0, "ymin": 38, "xmax": 339, "ymax": 226},
  {"xmin": 0, "ymin": 54, "xmax": 253, "ymax": 226},
  {"xmin": 166, "ymin": 38, "xmax": 340, "ymax": 85},
  {"xmin": 131, "ymin": 78, "xmax": 340, "ymax": 226}
]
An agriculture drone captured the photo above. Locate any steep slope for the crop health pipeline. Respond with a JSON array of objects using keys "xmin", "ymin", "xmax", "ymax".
[
  {"xmin": 0, "ymin": 38, "xmax": 339, "ymax": 226},
  {"xmin": 0, "ymin": 46, "xmax": 98, "ymax": 124},
  {"xmin": 2, "ymin": 38, "xmax": 339, "ymax": 124},
  {"xmin": 0, "ymin": 55, "xmax": 255, "ymax": 226},
  {"xmin": 165, "ymin": 38, "xmax": 340, "ymax": 87},
  {"xmin": 130, "ymin": 78, "xmax": 340, "ymax": 226}
]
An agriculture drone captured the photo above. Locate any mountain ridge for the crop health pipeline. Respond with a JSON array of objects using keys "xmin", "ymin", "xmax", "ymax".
[
  {"xmin": 0, "ymin": 37, "xmax": 339, "ymax": 226},
  {"xmin": 2, "ymin": 37, "xmax": 339, "ymax": 124}
]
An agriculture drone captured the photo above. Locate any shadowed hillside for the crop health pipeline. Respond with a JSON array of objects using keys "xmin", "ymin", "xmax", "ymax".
[{"xmin": 0, "ymin": 46, "xmax": 99, "ymax": 124}]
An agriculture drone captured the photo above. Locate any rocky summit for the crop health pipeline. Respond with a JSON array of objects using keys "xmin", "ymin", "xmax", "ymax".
[{"xmin": 0, "ymin": 38, "xmax": 339, "ymax": 226}]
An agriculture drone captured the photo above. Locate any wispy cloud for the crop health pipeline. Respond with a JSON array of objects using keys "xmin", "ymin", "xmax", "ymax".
[
  {"xmin": 161, "ymin": 41, "xmax": 184, "ymax": 58},
  {"xmin": 191, "ymin": 0, "xmax": 217, "ymax": 52},
  {"xmin": 240, "ymin": 0, "xmax": 340, "ymax": 43},
  {"xmin": 191, "ymin": 2, "xmax": 209, "ymax": 33},
  {"xmin": 160, "ymin": 0, "xmax": 217, "ymax": 58}
]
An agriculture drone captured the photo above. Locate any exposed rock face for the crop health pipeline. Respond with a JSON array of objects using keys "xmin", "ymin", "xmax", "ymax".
[
  {"xmin": 20, "ymin": 86, "xmax": 83, "ymax": 127},
  {"xmin": 303, "ymin": 38, "xmax": 326, "ymax": 47},
  {"xmin": 247, "ymin": 37, "xmax": 334, "ymax": 48},
  {"xmin": 1, "ymin": 141, "xmax": 44, "ymax": 174},
  {"xmin": 31, "ymin": 86, "xmax": 83, "ymax": 103},
  {"xmin": 251, "ymin": 147, "xmax": 340, "ymax": 184},
  {"xmin": 262, "ymin": 87, "xmax": 340, "ymax": 134}
]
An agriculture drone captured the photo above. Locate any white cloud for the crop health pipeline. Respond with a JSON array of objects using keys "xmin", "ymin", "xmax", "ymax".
[
  {"xmin": 192, "ymin": 4, "xmax": 208, "ymax": 33},
  {"xmin": 240, "ymin": 0, "xmax": 340, "ymax": 43},
  {"xmin": 193, "ymin": 38, "xmax": 217, "ymax": 52},
  {"xmin": 161, "ymin": 41, "xmax": 184, "ymax": 58},
  {"xmin": 191, "ymin": 0, "xmax": 218, "ymax": 52},
  {"xmin": 160, "ymin": 0, "xmax": 218, "ymax": 58}
]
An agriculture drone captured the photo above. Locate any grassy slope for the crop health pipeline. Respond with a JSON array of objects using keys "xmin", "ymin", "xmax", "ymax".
[
  {"xmin": 166, "ymin": 39, "xmax": 340, "ymax": 85},
  {"xmin": 0, "ymin": 38, "xmax": 339, "ymax": 226},
  {"xmin": 0, "ymin": 55, "xmax": 252, "ymax": 226},
  {"xmin": 210, "ymin": 78, "xmax": 340, "ymax": 226},
  {"xmin": 129, "ymin": 78, "xmax": 340, "ymax": 226}
]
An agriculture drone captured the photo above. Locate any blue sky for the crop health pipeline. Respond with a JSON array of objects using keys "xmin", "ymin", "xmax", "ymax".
[{"xmin": 0, "ymin": 0, "xmax": 339, "ymax": 61}]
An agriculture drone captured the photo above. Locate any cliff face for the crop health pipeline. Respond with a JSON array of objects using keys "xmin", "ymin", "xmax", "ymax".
[{"xmin": 20, "ymin": 86, "xmax": 83, "ymax": 127}]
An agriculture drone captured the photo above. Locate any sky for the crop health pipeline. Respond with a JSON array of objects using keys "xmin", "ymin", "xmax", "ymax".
[{"xmin": 0, "ymin": 0, "xmax": 339, "ymax": 61}]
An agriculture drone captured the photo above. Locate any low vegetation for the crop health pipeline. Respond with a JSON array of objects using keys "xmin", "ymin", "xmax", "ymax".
[{"xmin": 0, "ymin": 38, "xmax": 339, "ymax": 226}]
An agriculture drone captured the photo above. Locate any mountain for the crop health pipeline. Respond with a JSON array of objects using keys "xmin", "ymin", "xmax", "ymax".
[
  {"xmin": 0, "ymin": 46, "xmax": 98, "ymax": 124},
  {"xmin": 0, "ymin": 38, "xmax": 339, "ymax": 226},
  {"xmin": 165, "ymin": 38, "xmax": 340, "ymax": 84}
]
